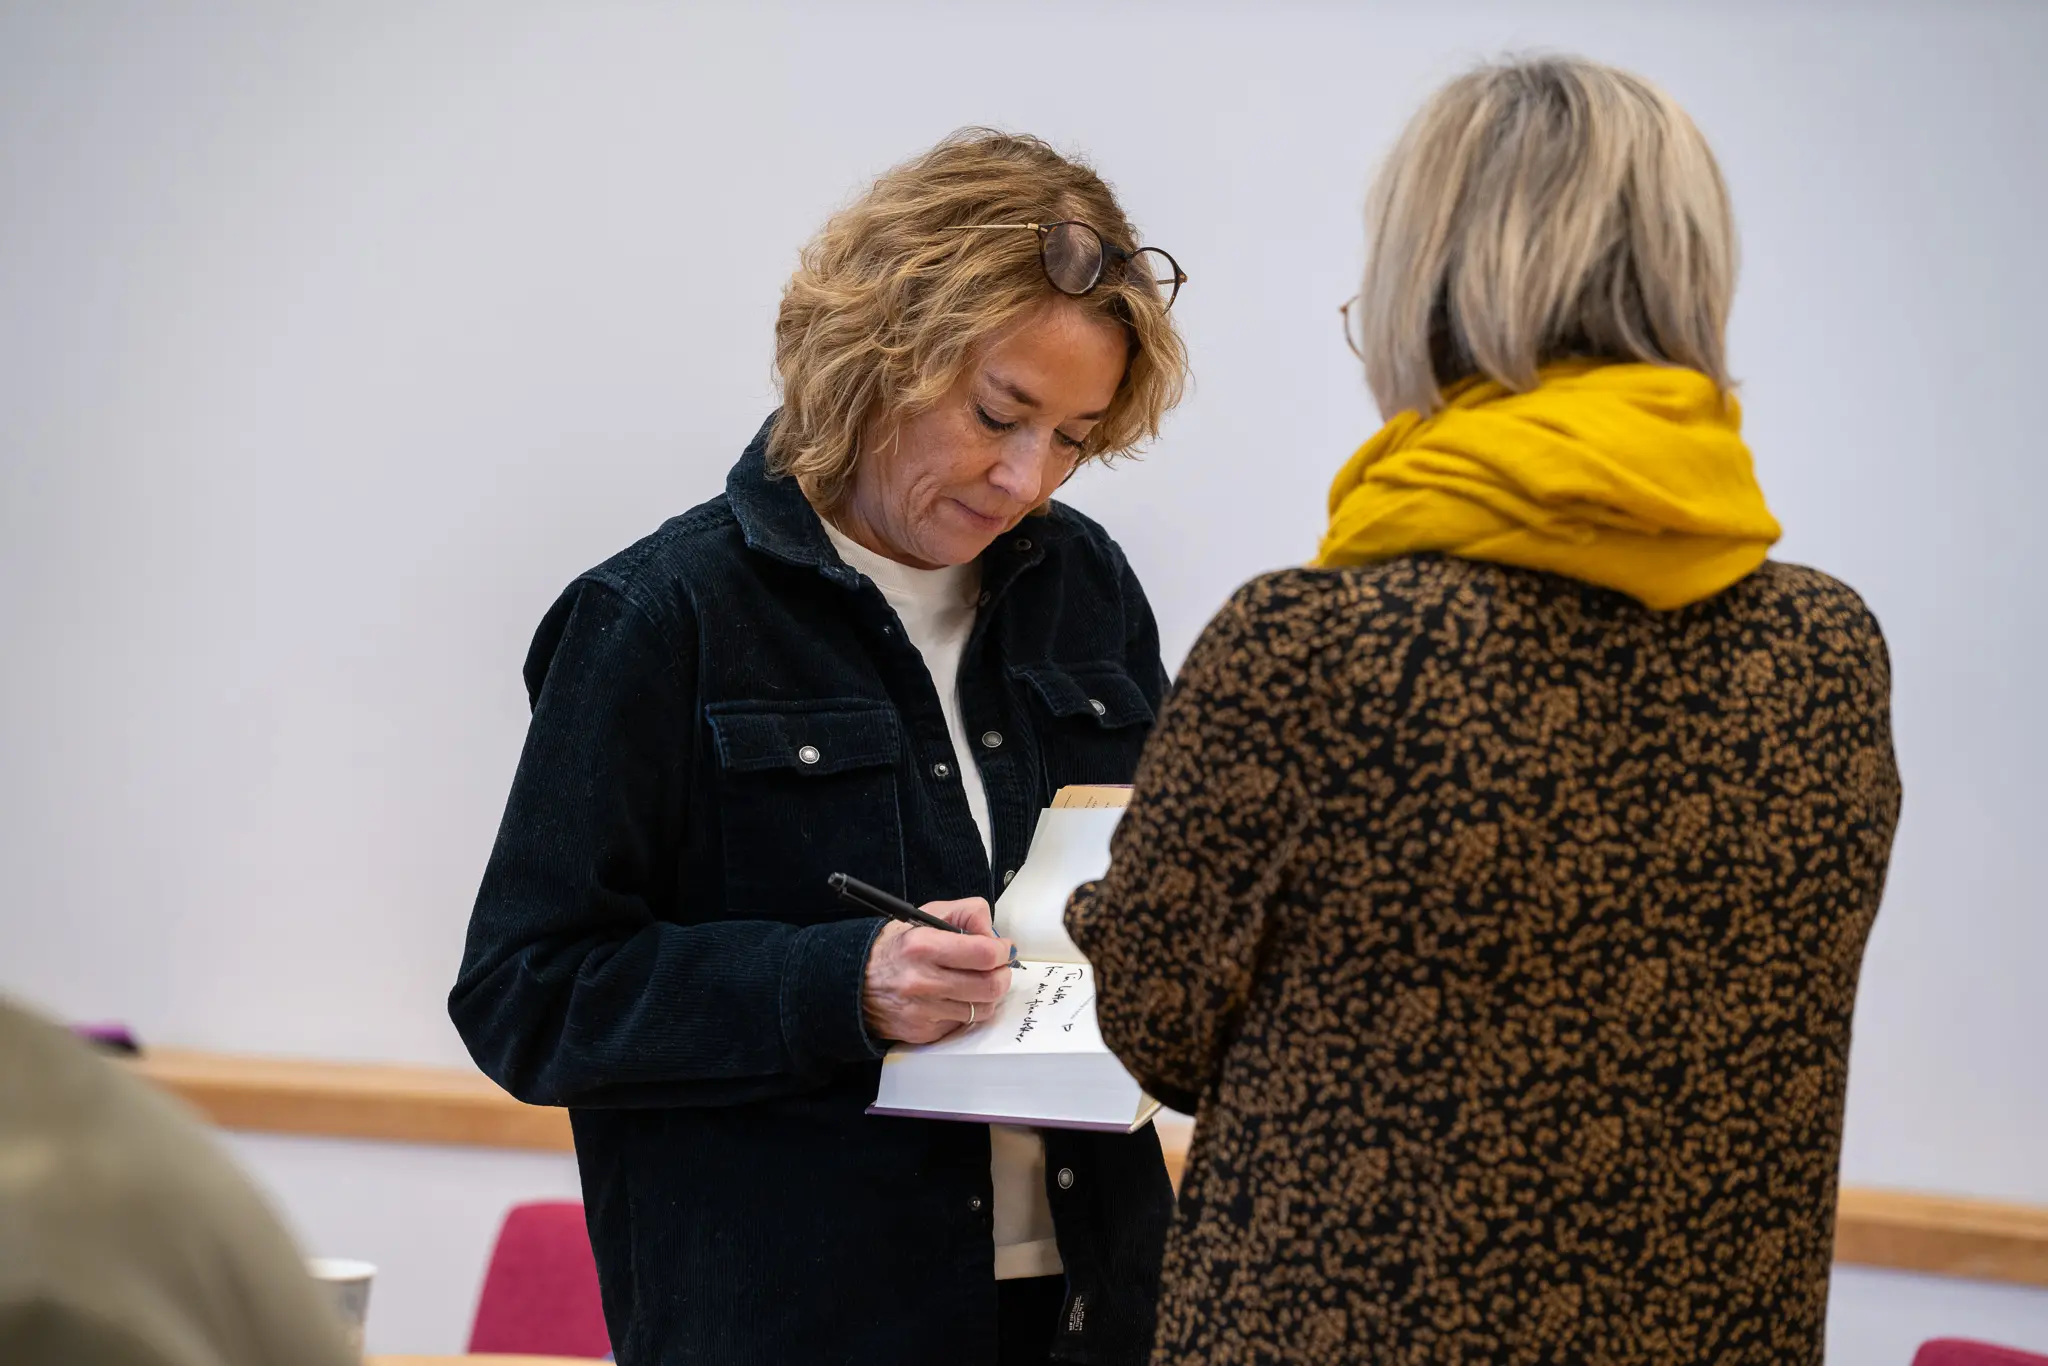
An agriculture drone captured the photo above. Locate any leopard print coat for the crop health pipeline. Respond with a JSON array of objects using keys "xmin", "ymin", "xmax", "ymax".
[{"xmin": 1067, "ymin": 554, "xmax": 1901, "ymax": 1365}]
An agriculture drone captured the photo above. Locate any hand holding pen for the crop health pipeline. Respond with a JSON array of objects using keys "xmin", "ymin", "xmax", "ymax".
[{"xmin": 833, "ymin": 874, "xmax": 1019, "ymax": 1045}]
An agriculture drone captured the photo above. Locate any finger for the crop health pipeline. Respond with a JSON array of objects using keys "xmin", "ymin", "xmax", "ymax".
[
  {"xmin": 896, "ymin": 959, "xmax": 1012, "ymax": 1002},
  {"xmin": 899, "ymin": 926, "xmax": 1012, "ymax": 973},
  {"xmin": 920, "ymin": 995, "xmax": 990, "ymax": 1028},
  {"xmin": 881, "ymin": 992, "xmax": 979, "ymax": 1042},
  {"xmin": 904, "ymin": 964, "xmax": 1013, "ymax": 1005},
  {"xmin": 926, "ymin": 897, "xmax": 994, "ymax": 937}
]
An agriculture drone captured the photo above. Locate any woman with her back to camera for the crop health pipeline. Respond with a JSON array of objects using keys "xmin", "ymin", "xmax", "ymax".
[
  {"xmin": 451, "ymin": 131, "xmax": 1189, "ymax": 1365},
  {"xmin": 1070, "ymin": 56, "xmax": 1902, "ymax": 1365}
]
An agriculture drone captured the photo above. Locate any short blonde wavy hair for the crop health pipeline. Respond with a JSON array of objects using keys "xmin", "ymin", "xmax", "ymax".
[
  {"xmin": 1359, "ymin": 56, "xmax": 1737, "ymax": 417},
  {"xmin": 770, "ymin": 129, "xmax": 1189, "ymax": 508}
]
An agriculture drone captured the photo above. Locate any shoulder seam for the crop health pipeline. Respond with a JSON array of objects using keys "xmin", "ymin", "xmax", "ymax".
[{"xmin": 569, "ymin": 574, "xmax": 695, "ymax": 696}]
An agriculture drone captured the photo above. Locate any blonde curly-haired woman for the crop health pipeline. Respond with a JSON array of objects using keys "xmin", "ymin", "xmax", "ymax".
[
  {"xmin": 1070, "ymin": 57, "xmax": 1900, "ymax": 1366},
  {"xmin": 452, "ymin": 131, "xmax": 1189, "ymax": 1365}
]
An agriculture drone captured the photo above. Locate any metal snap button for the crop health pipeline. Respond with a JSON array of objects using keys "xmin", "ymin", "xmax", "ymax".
[
  {"xmin": 981, "ymin": 731, "xmax": 1003, "ymax": 749},
  {"xmin": 1012, "ymin": 537, "xmax": 1033, "ymax": 552},
  {"xmin": 1002, "ymin": 869, "xmax": 1016, "ymax": 886},
  {"xmin": 932, "ymin": 762, "xmax": 951, "ymax": 780},
  {"xmin": 977, "ymin": 591, "xmax": 992, "ymax": 608},
  {"xmin": 969, "ymin": 1196, "xmax": 984, "ymax": 1212},
  {"xmin": 797, "ymin": 745, "xmax": 821, "ymax": 765},
  {"xmin": 1057, "ymin": 1168, "xmax": 1075, "ymax": 1190},
  {"xmin": 1088, "ymin": 698, "xmax": 1106, "ymax": 717}
]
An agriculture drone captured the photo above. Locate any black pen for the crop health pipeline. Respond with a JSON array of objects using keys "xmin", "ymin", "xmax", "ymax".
[{"xmin": 827, "ymin": 873, "xmax": 1022, "ymax": 968}]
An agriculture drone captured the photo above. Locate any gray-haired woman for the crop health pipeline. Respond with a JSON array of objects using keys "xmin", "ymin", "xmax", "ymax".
[{"xmin": 1069, "ymin": 57, "xmax": 1900, "ymax": 1366}]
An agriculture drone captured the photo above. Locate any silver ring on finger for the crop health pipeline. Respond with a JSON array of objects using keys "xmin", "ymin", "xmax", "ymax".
[{"xmin": 968, "ymin": 1001, "xmax": 977, "ymax": 1026}]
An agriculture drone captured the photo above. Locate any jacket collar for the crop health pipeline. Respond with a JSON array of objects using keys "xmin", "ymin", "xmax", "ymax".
[
  {"xmin": 727, "ymin": 414, "xmax": 851, "ymax": 583},
  {"xmin": 726, "ymin": 412, "xmax": 1079, "ymax": 596}
]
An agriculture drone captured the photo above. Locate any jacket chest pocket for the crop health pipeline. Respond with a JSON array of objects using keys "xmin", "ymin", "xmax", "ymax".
[
  {"xmin": 1010, "ymin": 662, "xmax": 1157, "ymax": 794},
  {"xmin": 706, "ymin": 700, "xmax": 906, "ymax": 920}
]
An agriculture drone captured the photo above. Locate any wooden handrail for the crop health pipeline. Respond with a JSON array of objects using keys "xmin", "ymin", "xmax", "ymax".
[
  {"xmin": 1834, "ymin": 1188, "xmax": 2048, "ymax": 1288},
  {"xmin": 129, "ymin": 1048, "xmax": 573, "ymax": 1152},
  {"xmin": 128, "ymin": 1049, "xmax": 2048, "ymax": 1291}
]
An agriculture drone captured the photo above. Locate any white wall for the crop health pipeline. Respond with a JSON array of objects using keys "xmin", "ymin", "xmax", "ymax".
[{"xmin": 3, "ymin": 1, "xmax": 2045, "ymax": 1358}]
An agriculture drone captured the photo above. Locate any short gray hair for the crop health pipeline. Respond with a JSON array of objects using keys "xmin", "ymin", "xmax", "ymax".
[{"xmin": 1358, "ymin": 56, "xmax": 1737, "ymax": 416}]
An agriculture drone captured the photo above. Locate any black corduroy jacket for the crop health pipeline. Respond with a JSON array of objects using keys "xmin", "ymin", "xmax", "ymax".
[{"xmin": 449, "ymin": 418, "xmax": 1175, "ymax": 1365}]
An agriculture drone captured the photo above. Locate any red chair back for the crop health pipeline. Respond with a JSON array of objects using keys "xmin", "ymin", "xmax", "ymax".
[
  {"xmin": 1914, "ymin": 1341, "xmax": 2048, "ymax": 1366},
  {"xmin": 468, "ymin": 1199, "xmax": 611, "ymax": 1358}
]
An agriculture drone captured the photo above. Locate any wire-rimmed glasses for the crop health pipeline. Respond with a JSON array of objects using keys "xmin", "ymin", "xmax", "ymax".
[{"xmin": 1340, "ymin": 294, "xmax": 1366, "ymax": 360}]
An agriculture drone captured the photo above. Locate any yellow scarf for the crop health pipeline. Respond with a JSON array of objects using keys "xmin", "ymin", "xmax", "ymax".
[{"xmin": 1317, "ymin": 361, "xmax": 1781, "ymax": 610}]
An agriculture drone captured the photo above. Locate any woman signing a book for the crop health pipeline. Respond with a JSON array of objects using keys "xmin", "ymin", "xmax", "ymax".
[
  {"xmin": 449, "ymin": 130, "xmax": 1189, "ymax": 1366},
  {"xmin": 1068, "ymin": 56, "xmax": 1900, "ymax": 1366}
]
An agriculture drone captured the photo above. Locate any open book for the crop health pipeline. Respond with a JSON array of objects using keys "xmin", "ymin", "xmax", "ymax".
[{"xmin": 867, "ymin": 786, "xmax": 1160, "ymax": 1132}]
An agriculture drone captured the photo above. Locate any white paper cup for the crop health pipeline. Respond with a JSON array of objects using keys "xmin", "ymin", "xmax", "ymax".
[{"xmin": 307, "ymin": 1257, "xmax": 376, "ymax": 1357}]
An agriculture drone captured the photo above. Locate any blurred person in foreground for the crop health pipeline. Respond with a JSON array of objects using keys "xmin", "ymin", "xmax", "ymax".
[
  {"xmin": 0, "ymin": 997, "xmax": 356, "ymax": 1366},
  {"xmin": 450, "ymin": 130, "xmax": 1189, "ymax": 1365},
  {"xmin": 1068, "ymin": 56, "xmax": 1901, "ymax": 1366}
]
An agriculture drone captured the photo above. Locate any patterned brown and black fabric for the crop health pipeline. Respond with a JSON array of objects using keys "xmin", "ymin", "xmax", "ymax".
[{"xmin": 1067, "ymin": 554, "xmax": 1901, "ymax": 1366}]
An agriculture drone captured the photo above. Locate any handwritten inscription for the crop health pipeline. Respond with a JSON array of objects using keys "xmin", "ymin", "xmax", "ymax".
[
  {"xmin": 917, "ymin": 959, "xmax": 1101, "ymax": 1056},
  {"xmin": 1012, "ymin": 963, "xmax": 1093, "ymax": 1045}
]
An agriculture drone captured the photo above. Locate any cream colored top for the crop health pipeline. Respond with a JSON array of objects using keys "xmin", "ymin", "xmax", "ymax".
[{"xmin": 821, "ymin": 519, "xmax": 1062, "ymax": 1281}]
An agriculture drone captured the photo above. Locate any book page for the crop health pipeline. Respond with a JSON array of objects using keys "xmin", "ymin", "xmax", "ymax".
[
  {"xmin": 994, "ymin": 806, "xmax": 1124, "ymax": 961},
  {"xmin": 1050, "ymin": 785, "xmax": 1133, "ymax": 809},
  {"xmin": 899, "ymin": 961, "xmax": 1104, "ymax": 1056}
]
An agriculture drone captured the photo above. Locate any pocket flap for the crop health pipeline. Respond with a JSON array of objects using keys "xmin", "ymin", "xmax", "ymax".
[
  {"xmin": 1011, "ymin": 663, "xmax": 1155, "ymax": 728},
  {"xmin": 707, "ymin": 700, "xmax": 900, "ymax": 776}
]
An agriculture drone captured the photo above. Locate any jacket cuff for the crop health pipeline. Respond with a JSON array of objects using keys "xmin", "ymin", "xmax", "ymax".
[{"xmin": 781, "ymin": 916, "xmax": 888, "ymax": 1070}]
